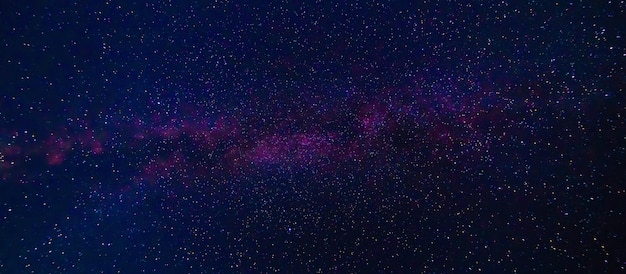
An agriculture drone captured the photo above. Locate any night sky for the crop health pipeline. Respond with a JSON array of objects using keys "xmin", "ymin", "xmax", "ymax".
[{"xmin": 1, "ymin": 1, "xmax": 624, "ymax": 273}]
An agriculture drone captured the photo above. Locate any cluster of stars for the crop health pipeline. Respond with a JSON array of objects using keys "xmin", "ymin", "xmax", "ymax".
[{"xmin": 1, "ymin": 0, "xmax": 624, "ymax": 273}]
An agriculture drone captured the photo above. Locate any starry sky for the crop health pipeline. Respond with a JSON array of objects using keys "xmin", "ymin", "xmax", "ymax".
[{"xmin": 0, "ymin": 0, "xmax": 624, "ymax": 273}]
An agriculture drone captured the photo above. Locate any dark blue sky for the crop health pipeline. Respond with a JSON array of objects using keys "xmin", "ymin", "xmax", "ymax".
[{"xmin": 1, "ymin": 1, "xmax": 624, "ymax": 273}]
